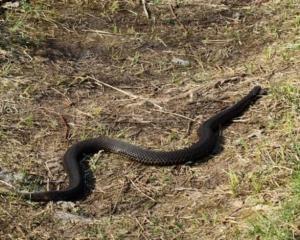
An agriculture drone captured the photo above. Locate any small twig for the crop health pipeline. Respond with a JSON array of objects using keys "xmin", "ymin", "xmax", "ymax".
[
  {"xmin": 168, "ymin": 4, "xmax": 188, "ymax": 34},
  {"xmin": 75, "ymin": 109, "xmax": 93, "ymax": 118},
  {"xmin": 0, "ymin": 205, "xmax": 13, "ymax": 218},
  {"xmin": 51, "ymin": 87, "xmax": 73, "ymax": 106},
  {"xmin": 135, "ymin": 217, "xmax": 150, "ymax": 240},
  {"xmin": 44, "ymin": 165, "xmax": 52, "ymax": 191},
  {"xmin": 154, "ymin": 108, "xmax": 195, "ymax": 122},
  {"xmin": 165, "ymin": 85, "xmax": 203, "ymax": 103},
  {"xmin": 87, "ymin": 75, "xmax": 195, "ymax": 122},
  {"xmin": 112, "ymin": 179, "xmax": 129, "ymax": 214},
  {"xmin": 141, "ymin": 0, "xmax": 151, "ymax": 19},
  {"xmin": 82, "ymin": 29, "xmax": 124, "ymax": 36},
  {"xmin": 61, "ymin": 115, "xmax": 71, "ymax": 141},
  {"xmin": 39, "ymin": 107, "xmax": 73, "ymax": 140},
  {"xmin": 186, "ymin": 120, "xmax": 193, "ymax": 136},
  {"xmin": 129, "ymin": 179, "xmax": 156, "ymax": 202},
  {"xmin": 0, "ymin": 179, "xmax": 15, "ymax": 189},
  {"xmin": 87, "ymin": 76, "xmax": 163, "ymax": 109},
  {"xmin": 214, "ymin": 74, "xmax": 247, "ymax": 88}
]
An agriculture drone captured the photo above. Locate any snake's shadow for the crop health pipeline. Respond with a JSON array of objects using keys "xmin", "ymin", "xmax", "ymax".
[
  {"xmin": 186, "ymin": 123, "xmax": 243, "ymax": 168},
  {"xmin": 78, "ymin": 155, "xmax": 96, "ymax": 201},
  {"xmin": 185, "ymin": 131, "xmax": 225, "ymax": 167}
]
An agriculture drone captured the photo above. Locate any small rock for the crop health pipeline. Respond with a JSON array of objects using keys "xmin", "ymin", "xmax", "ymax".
[
  {"xmin": 171, "ymin": 57, "xmax": 190, "ymax": 66},
  {"xmin": 2, "ymin": 1, "xmax": 20, "ymax": 9}
]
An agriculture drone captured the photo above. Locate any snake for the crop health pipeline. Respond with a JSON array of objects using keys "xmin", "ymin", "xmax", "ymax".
[{"xmin": 12, "ymin": 86, "xmax": 262, "ymax": 202}]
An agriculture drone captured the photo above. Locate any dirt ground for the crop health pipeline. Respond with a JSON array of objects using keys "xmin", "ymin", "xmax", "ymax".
[{"xmin": 0, "ymin": 0, "xmax": 300, "ymax": 239}]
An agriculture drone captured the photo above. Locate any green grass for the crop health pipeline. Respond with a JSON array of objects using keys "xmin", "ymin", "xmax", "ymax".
[
  {"xmin": 228, "ymin": 170, "xmax": 240, "ymax": 197},
  {"xmin": 241, "ymin": 81, "xmax": 300, "ymax": 239},
  {"xmin": 248, "ymin": 169, "xmax": 300, "ymax": 240}
]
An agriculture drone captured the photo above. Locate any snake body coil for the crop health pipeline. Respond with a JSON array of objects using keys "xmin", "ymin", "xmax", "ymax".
[{"xmin": 18, "ymin": 86, "xmax": 262, "ymax": 201}]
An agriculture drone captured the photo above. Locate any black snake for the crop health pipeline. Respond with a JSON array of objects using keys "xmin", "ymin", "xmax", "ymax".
[{"xmin": 13, "ymin": 86, "xmax": 262, "ymax": 202}]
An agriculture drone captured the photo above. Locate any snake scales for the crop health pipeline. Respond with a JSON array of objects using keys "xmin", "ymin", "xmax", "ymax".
[{"xmin": 14, "ymin": 86, "xmax": 262, "ymax": 202}]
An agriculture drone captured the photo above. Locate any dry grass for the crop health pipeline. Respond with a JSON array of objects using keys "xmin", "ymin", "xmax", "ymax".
[{"xmin": 0, "ymin": 0, "xmax": 299, "ymax": 239}]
